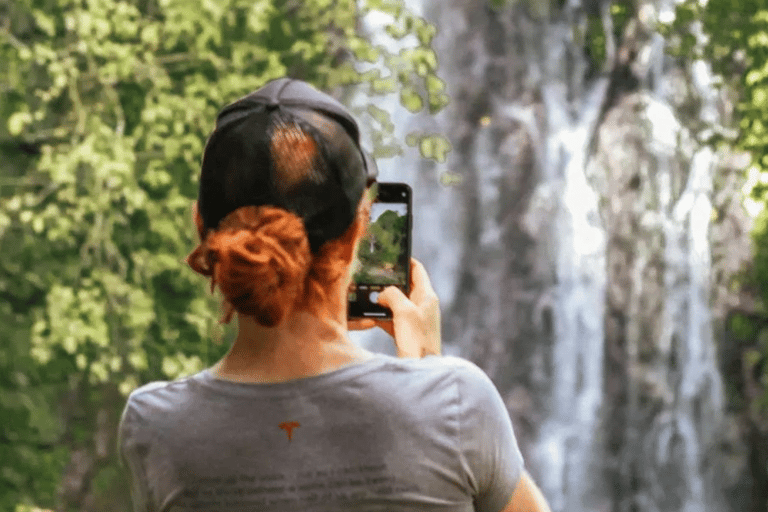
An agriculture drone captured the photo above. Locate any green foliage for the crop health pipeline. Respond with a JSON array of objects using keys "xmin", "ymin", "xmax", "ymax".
[
  {"xmin": 729, "ymin": 312, "xmax": 759, "ymax": 341},
  {"xmin": 583, "ymin": 2, "xmax": 633, "ymax": 73},
  {"xmin": 406, "ymin": 131, "xmax": 452, "ymax": 163},
  {"xmin": 0, "ymin": 315, "xmax": 69, "ymax": 509},
  {"xmin": 0, "ymin": 0, "xmax": 448, "ymax": 509},
  {"xmin": 666, "ymin": 0, "xmax": 768, "ymax": 151},
  {"xmin": 747, "ymin": 209, "xmax": 768, "ymax": 421}
]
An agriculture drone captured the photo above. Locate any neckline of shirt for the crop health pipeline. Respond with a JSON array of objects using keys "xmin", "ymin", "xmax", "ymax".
[{"xmin": 192, "ymin": 352, "xmax": 401, "ymax": 395}]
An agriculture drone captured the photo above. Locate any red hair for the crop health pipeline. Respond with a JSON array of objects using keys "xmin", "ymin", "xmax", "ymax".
[{"xmin": 187, "ymin": 199, "xmax": 369, "ymax": 327}]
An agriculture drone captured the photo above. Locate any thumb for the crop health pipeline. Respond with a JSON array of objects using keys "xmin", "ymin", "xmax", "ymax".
[{"xmin": 376, "ymin": 286, "xmax": 410, "ymax": 313}]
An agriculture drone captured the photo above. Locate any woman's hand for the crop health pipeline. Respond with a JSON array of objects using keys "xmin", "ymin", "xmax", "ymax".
[{"xmin": 348, "ymin": 258, "xmax": 441, "ymax": 358}]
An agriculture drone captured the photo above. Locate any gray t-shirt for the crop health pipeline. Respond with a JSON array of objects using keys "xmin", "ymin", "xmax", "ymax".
[{"xmin": 118, "ymin": 354, "xmax": 524, "ymax": 512}]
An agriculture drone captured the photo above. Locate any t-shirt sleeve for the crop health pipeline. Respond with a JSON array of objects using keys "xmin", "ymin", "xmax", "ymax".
[
  {"xmin": 118, "ymin": 399, "xmax": 151, "ymax": 512},
  {"xmin": 456, "ymin": 360, "xmax": 524, "ymax": 512}
]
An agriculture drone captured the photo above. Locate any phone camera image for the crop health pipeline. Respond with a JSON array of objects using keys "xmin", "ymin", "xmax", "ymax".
[
  {"xmin": 348, "ymin": 182, "xmax": 412, "ymax": 319},
  {"xmin": 353, "ymin": 202, "xmax": 408, "ymax": 288}
]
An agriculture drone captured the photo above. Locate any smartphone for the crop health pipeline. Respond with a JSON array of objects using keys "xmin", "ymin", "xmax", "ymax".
[{"xmin": 348, "ymin": 182, "xmax": 412, "ymax": 318}]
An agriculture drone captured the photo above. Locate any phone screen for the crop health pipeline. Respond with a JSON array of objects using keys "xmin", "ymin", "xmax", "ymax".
[{"xmin": 348, "ymin": 183, "xmax": 412, "ymax": 318}]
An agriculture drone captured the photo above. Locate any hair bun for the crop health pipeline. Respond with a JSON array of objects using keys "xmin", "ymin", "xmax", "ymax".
[{"xmin": 187, "ymin": 206, "xmax": 311, "ymax": 326}]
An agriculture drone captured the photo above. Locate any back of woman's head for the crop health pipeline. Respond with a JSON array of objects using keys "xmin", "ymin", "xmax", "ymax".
[
  {"xmin": 186, "ymin": 78, "xmax": 377, "ymax": 326},
  {"xmin": 187, "ymin": 202, "xmax": 369, "ymax": 326}
]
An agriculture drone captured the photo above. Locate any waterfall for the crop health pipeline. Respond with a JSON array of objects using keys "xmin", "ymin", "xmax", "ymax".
[
  {"xmin": 662, "ymin": 145, "xmax": 716, "ymax": 512},
  {"xmin": 527, "ymin": 17, "xmax": 609, "ymax": 512},
  {"xmin": 354, "ymin": 0, "xmax": 732, "ymax": 510},
  {"xmin": 530, "ymin": 8, "xmax": 726, "ymax": 509},
  {"xmin": 649, "ymin": 59, "xmax": 725, "ymax": 512}
]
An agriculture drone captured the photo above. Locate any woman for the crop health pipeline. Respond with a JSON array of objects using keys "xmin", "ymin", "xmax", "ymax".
[{"xmin": 119, "ymin": 78, "xmax": 550, "ymax": 512}]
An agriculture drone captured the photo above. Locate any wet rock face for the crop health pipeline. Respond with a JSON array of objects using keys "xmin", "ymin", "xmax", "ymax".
[
  {"xmin": 430, "ymin": 1, "xmax": 556, "ymax": 465},
  {"xmin": 426, "ymin": 0, "xmax": 753, "ymax": 510},
  {"xmin": 593, "ymin": 92, "xmax": 715, "ymax": 511},
  {"xmin": 588, "ymin": 86, "xmax": 757, "ymax": 511},
  {"xmin": 597, "ymin": 94, "xmax": 668, "ymax": 510}
]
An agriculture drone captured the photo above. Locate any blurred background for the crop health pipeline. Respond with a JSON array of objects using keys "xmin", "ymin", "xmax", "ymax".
[{"xmin": 2, "ymin": 0, "xmax": 768, "ymax": 511}]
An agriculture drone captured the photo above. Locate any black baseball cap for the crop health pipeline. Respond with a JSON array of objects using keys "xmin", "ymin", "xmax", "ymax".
[{"xmin": 197, "ymin": 78, "xmax": 378, "ymax": 253}]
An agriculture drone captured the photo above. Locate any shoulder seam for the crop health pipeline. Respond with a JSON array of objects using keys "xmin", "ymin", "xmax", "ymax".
[{"xmin": 454, "ymin": 365, "xmax": 474, "ymax": 496}]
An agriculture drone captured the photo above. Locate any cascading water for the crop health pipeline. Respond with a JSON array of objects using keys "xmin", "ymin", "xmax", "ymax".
[
  {"xmin": 539, "ymin": 101, "xmax": 608, "ymax": 509},
  {"xmin": 527, "ymin": 18, "xmax": 609, "ymax": 512},
  {"xmin": 644, "ymin": 59, "xmax": 725, "ymax": 512}
]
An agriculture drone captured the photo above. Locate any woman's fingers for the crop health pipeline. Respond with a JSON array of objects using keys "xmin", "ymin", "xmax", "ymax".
[
  {"xmin": 409, "ymin": 258, "xmax": 437, "ymax": 302},
  {"xmin": 376, "ymin": 258, "xmax": 441, "ymax": 358},
  {"xmin": 347, "ymin": 316, "xmax": 394, "ymax": 338},
  {"xmin": 377, "ymin": 285, "xmax": 413, "ymax": 314},
  {"xmin": 347, "ymin": 318, "xmax": 376, "ymax": 331}
]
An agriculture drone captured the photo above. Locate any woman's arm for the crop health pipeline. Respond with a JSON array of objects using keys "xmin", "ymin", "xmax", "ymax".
[{"xmin": 500, "ymin": 471, "xmax": 552, "ymax": 512}]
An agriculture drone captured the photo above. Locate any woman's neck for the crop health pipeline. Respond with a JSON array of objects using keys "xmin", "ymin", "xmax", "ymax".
[{"xmin": 210, "ymin": 291, "xmax": 373, "ymax": 383}]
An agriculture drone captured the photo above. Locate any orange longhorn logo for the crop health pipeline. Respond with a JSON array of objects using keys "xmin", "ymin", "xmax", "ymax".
[{"xmin": 279, "ymin": 421, "xmax": 301, "ymax": 441}]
